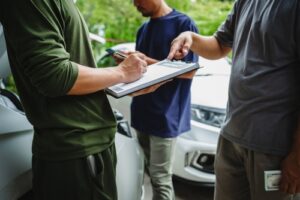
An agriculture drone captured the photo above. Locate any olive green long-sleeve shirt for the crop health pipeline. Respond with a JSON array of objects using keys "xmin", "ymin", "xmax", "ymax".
[{"xmin": 0, "ymin": 0, "xmax": 116, "ymax": 160}]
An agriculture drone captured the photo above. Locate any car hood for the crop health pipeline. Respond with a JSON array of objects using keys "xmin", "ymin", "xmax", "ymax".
[{"xmin": 191, "ymin": 57, "xmax": 231, "ymax": 109}]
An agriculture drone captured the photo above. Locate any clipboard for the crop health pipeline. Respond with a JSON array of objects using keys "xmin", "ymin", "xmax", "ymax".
[{"xmin": 105, "ymin": 59, "xmax": 200, "ymax": 98}]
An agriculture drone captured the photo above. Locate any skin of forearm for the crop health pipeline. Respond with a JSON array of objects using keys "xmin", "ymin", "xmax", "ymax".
[
  {"xmin": 190, "ymin": 32, "xmax": 231, "ymax": 60},
  {"xmin": 67, "ymin": 64, "xmax": 125, "ymax": 95}
]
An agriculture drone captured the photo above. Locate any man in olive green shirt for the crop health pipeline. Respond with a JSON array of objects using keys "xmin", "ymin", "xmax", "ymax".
[{"xmin": 0, "ymin": 0, "xmax": 148, "ymax": 199}]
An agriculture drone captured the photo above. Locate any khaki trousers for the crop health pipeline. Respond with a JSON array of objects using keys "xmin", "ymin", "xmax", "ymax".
[{"xmin": 136, "ymin": 130, "xmax": 177, "ymax": 200}]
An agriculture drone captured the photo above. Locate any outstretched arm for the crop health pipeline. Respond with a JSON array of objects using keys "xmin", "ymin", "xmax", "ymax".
[{"xmin": 168, "ymin": 31, "xmax": 231, "ymax": 61}]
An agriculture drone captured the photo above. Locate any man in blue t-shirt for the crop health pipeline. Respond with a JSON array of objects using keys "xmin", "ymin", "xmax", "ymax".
[{"xmin": 131, "ymin": 0, "xmax": 198, "ymax": 199}]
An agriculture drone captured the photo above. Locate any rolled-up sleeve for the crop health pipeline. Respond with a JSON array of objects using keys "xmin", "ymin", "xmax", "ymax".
[{"xmin": 7, "ymin": 0, "xmax": 78, "ymax": 97}]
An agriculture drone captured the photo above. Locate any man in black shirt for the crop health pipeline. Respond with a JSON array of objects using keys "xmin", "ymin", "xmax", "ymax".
[{"xmin": 168, "ymin": 0, "xmax": 300, "ymax": 199}]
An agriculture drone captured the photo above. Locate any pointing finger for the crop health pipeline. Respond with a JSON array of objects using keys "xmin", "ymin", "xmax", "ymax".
[{"xmin": 167, "ymin": 41, "xmax": 180, "ymax": 60}]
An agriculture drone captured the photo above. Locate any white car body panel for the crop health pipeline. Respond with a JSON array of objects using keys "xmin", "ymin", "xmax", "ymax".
[
  {"xmin": 174, "ymin": 136, "xmax": 216, "ymax": 182},
  {"xmin": 173, "ymin": 57, "xmax": 230, "ymax": 184},
  {"xmin": 115, "ymin": 133, "xmax": 144, "ymax": 200},
  {"xmin": 191, "ymin": 75, "xmax": 229, "ymax": 109}
]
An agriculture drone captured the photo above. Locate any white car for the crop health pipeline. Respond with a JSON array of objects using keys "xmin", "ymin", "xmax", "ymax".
[
  {"xmin": 102, "ymin": 43, "xmax": 231, "ymax": 185},
  {"xmin": 0, "ymin": 25, "xmax": 144, "ymax": 200},
  {"xmin": 174, "ymin": 57, "xmax": 230, "ymax": 184}
]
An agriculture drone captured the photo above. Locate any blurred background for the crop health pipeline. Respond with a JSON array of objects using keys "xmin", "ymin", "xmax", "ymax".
[{"xmin": 76, "ymin": 0, "xmax": 234, "ymax": 61}]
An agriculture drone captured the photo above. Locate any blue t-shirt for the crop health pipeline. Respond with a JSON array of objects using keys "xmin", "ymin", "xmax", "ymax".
[{"xmin": 131, "ymin": 9, "xmax": 198, "ymax": 138}]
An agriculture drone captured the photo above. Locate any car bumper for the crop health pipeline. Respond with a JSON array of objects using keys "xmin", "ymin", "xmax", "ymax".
[{"xmin": 173, "ymin": 120, "xmax": 220, "ymax": 184}]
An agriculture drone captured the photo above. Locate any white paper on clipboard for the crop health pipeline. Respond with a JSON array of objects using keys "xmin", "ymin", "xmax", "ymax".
[{"xmin": 106, "ymin": 59, "xmax": 200, "ymax": 98}]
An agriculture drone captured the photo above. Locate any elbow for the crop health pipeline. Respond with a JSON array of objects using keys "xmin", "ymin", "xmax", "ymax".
[
  {"xmin": 208, "ymin": 44, "xmax": 231, "ymax": 60},
  {"xmin": 215, "ymin": 36, "xmax": 232, "ymax": 59},
  {"xmin": 35, "ymin": 77, "xmax": 75, "ymax": 98},
  {"xmin": 29, "ymin": 61, "xmax": 78, "ymax": 98},
  {"xmin": 219, "ymin": 45, "xmax": 231, "ymax": 58}
]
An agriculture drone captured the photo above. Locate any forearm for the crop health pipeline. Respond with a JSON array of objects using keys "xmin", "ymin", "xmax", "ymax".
[
  {"xmin": 190, "ymin": 32, "xmax": 231, "ymax": 60},
  {"xmin": 67, "ymin": 64, "xmax": 124, "ymax": 95}
]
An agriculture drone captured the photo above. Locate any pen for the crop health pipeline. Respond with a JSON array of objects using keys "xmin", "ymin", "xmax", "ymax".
[
  {"xmin": 106, "ymin": 48, "xmax": 128, "ymax": 60},
  {"xmin": 114, "ymin": 51, "xmax": 128, "ymax": 60}
]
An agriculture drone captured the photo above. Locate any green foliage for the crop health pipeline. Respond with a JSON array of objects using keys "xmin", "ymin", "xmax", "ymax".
[
  {"xmin": 76, "ymin": 0, "xmax": 144, "ymax": 60},
  {"xmin": 188, "ymin": 0, "xmax": 233, "ymax": 35},
  {"xmin": 167, "ymin": 0, "xmax": 233, "ymax": 35},
  {"xmin": 3, "ymin": 76, "xmax": 17, "ymax": 93},
  {"xmin": 77, "ymin": 0, "xmax": 144, "ymax": 44},
  {"xmin": 166, "ymin": 0, "xmax": 191, "ymax": 10}
]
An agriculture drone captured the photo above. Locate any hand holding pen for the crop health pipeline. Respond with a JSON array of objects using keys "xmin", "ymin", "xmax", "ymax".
[
  {"xmin": 106, "ymin": 48, "xmax": 157, "ymax": 65},
  {"xmin": 106, "ymin": 48, "xmax": 168, "ymax": 96},
  {"xmin": 113, "ymin": 51, "xmax": 147, "ymax": 84},
  {"xmin": 106, "ymin": 48, "xmax": 129, "ymax": 64}
]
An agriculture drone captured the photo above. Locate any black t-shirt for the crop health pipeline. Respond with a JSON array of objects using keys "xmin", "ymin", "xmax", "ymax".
[{"xmin": 215, "ymin": 0, "xmax": 300, "ymax": 156}]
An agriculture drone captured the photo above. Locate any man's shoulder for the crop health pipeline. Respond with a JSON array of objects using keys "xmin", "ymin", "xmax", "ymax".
[
  {"xmin": 171, "ymin": 10, "xmax": 198, "ymax": 32},
  {"xmin": 171, "ymin": 10, "xmax": 196, "ymax": 27},
  {"xmin": 172, "ymin": 10, "xmax": 193, "ymax": 21}
]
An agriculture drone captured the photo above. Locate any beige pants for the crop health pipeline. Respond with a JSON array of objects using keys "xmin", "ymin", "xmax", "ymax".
[
  {"xmin": 136, "ymin": 130, "xmax": 177, "ymax": 200},
  {"xmin": 214, "ymin": 135, "xmax": 300, "ymax": 200}
]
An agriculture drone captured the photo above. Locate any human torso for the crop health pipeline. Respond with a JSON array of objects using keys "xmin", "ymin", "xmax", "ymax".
[
  {"xmin": 217, "ymin": 0, "xmax": 300, "ymax": 155},
  {"xmin": 131, "ymin": 10, "xmax": 198, "ymax": 137}
]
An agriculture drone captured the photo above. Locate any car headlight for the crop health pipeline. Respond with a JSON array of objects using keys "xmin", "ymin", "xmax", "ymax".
[{"xmin": 191, "ymin": 104, "xmax": 225, "ymax": 128}]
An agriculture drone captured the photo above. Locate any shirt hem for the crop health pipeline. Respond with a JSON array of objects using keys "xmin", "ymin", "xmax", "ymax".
[
  {"xmin": 132, "ymin": 126, "xmax": 190, "ymax": 138},
  {"xmin": 221, "ymin": 130, "xmax": 289, "ymax": 156},
  {"xmin": 33, "ymin": 140, "xmax": 115, "ymax": 161}
]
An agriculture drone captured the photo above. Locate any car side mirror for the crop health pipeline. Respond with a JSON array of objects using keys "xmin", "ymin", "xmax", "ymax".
[{"xmin": 113, "ymin": 109, "xmax": 132, "ymax": 138}]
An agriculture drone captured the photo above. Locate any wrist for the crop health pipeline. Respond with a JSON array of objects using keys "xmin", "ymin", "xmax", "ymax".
[{"xmin": 114, "ymin": 65, "xmax": 126, "ymax": 83}]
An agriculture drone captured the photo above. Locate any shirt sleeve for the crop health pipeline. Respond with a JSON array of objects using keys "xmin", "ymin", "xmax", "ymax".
[
  {"xmin": 5, "ymin": 0, "xmax": 78, "ymax": 97},
  {"xmin": 214, "ymin": 0, "xmax": 240, "ymax": 48}
]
